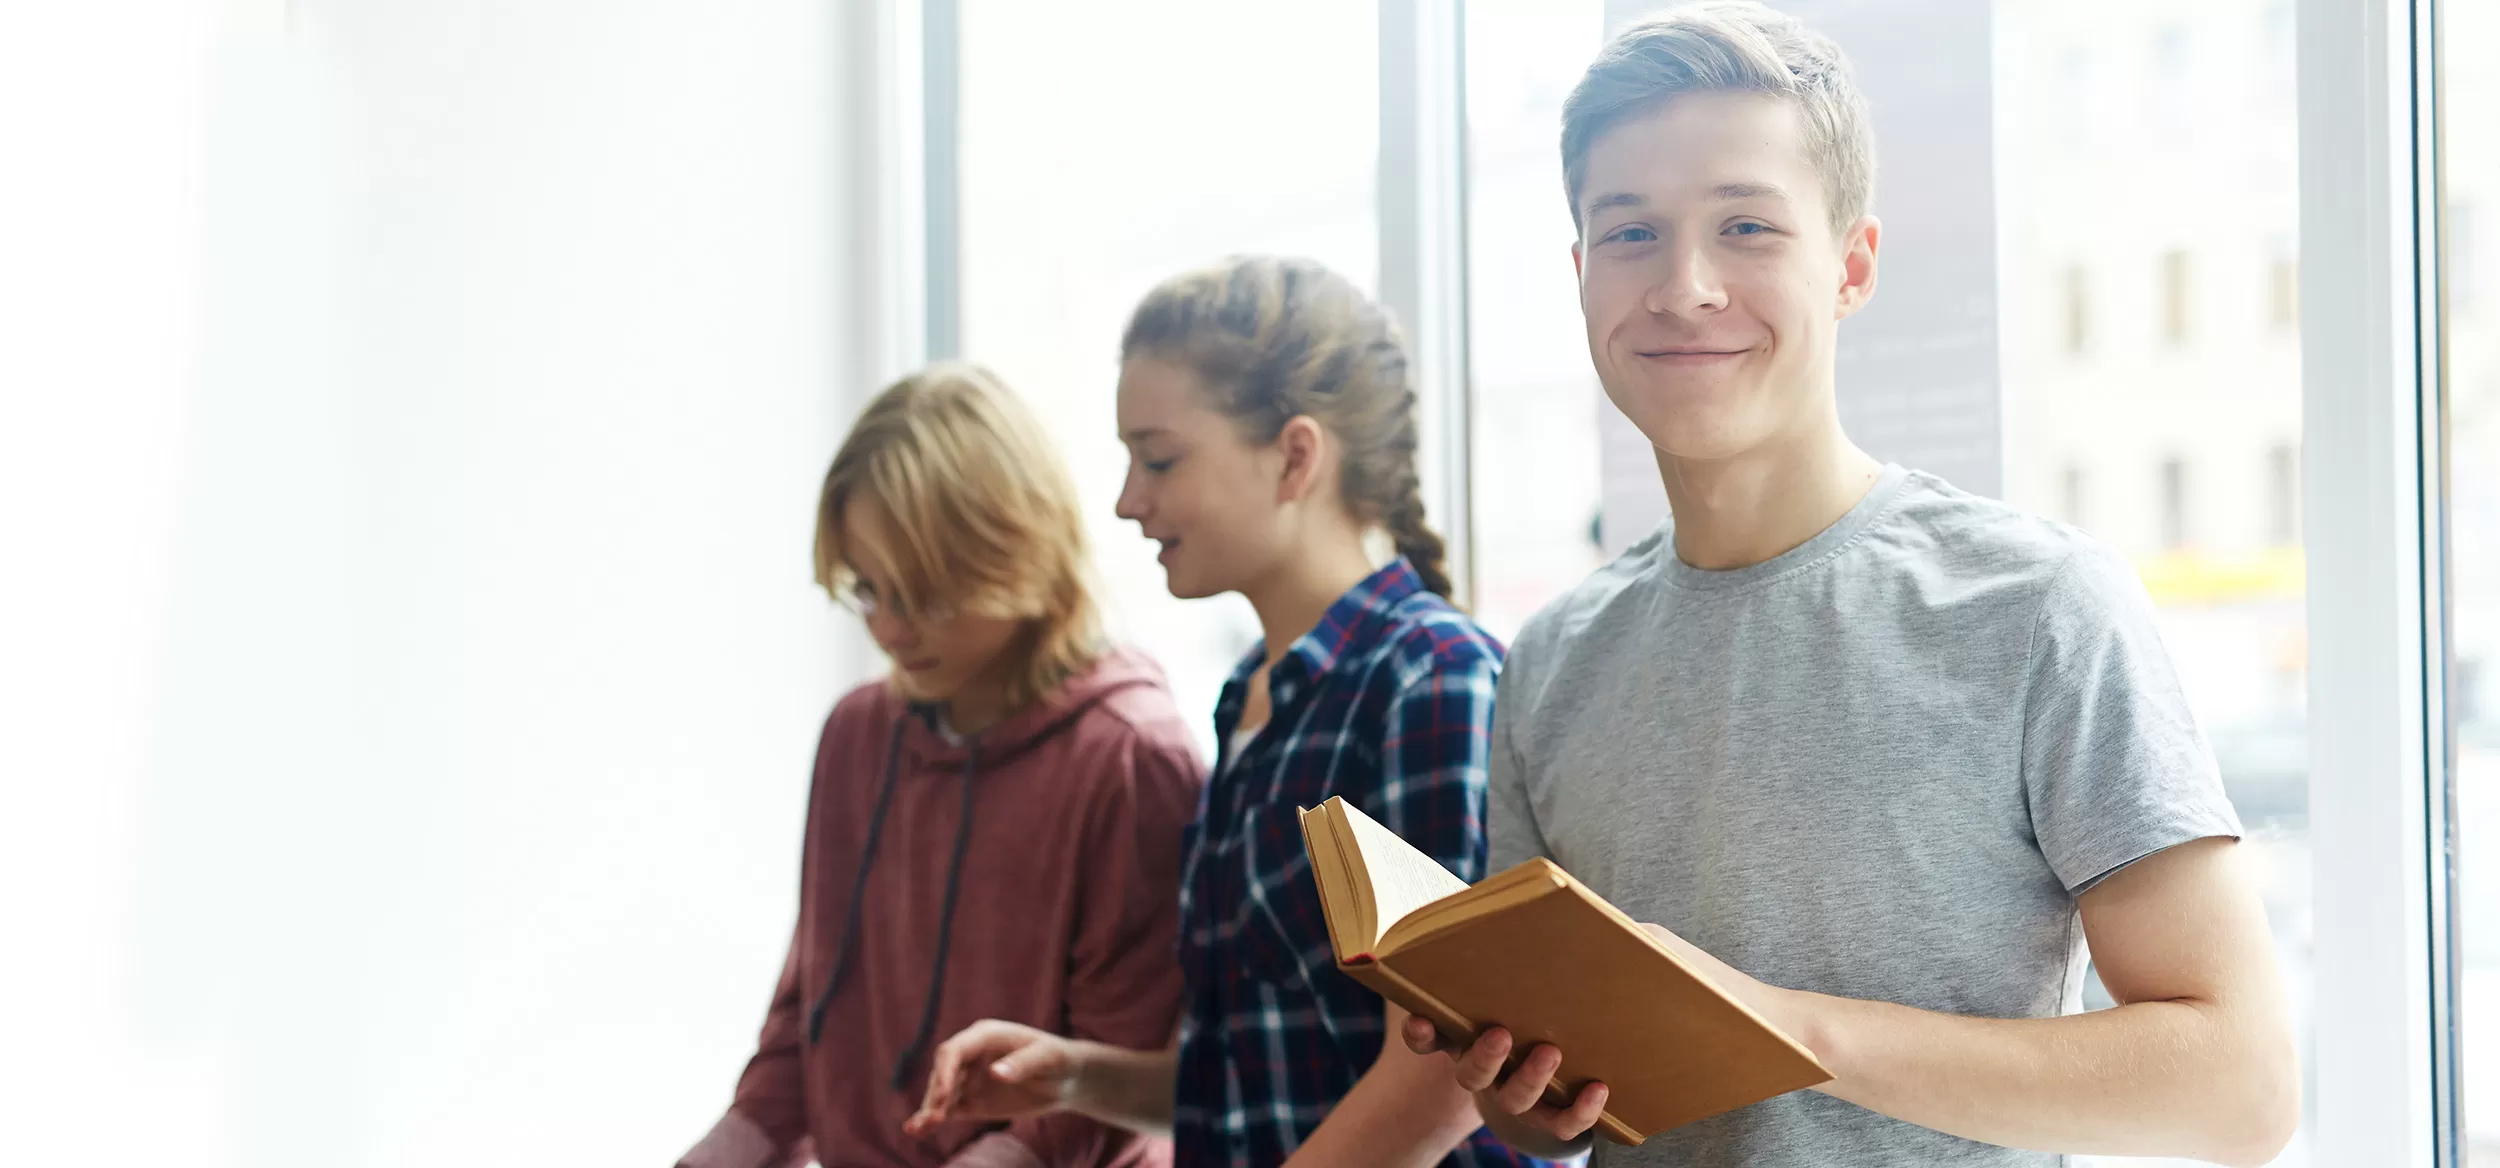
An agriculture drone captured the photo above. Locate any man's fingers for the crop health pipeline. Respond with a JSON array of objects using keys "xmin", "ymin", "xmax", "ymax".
[
  {"xmin": 1555, "ymin": 1080, "xmax": 1611, "ymax": 1139},
  {"xmin": 1400, "ymin": 1014, "xmax": 1442, "ymax": 1056},
  {"xmin": 1491, "ymin": 1043, "xmax": 1563, "ymax": 1115},
  {"xmin": 1451, "ymin": 1028, "xmax": 1515, "ymax": 1093}
]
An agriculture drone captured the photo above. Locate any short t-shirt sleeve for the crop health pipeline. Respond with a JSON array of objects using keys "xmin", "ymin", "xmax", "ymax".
[
  {"xmin": 1487, "ymin": 645, "xmax": 1552, "ymax": 875},
  {"xmin": 2020, "ymin": 543, "xmax": 2245, "ymax": 894}
]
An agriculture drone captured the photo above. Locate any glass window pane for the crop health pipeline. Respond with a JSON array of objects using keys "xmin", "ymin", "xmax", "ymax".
[
  {"xmin": 1464, "ymin": 0, "xmax": 1607, "ymax": 642},
  {"xmin": 956, "ymin": 0, "xmax": 1380, "ymax": 749},
  {"xmin": 2445, "ymin": 0, "xmax": 2500, "ymax": 1159},
  {"xmin": 1997, "ymin": 3, "xmax": 2310, "ymax": 1164}
]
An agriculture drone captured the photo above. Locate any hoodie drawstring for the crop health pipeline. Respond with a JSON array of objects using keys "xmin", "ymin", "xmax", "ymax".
[
  {"xmin": 890, "ymin": 738, "xmax": 980, "ymax": 1090},
  {"xmin": 801, "ymin": 704, "xmax": 989, "ymax": 1097},
  {"xmin": 804, "ymin": 714, "xmax": 912, "ymax": 1045}
]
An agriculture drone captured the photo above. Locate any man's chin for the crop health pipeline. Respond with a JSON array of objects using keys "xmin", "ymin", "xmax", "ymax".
[
  {"xmin": 1616, "ymin": 407, "xmax": 1774, "ymax": 465},
  {"xmin": 1607, "ymin": 386, "xmax": 1757, "ymax": 450}
]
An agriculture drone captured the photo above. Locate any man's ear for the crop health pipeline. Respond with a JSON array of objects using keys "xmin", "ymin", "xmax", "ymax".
[{"xmin": 1835, "ymin": 215, "xmax": 1880, "ymax": 319}]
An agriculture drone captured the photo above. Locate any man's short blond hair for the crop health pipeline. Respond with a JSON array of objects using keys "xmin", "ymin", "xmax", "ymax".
[{"xmin": 1562, "ymin": 1, "xmax": 1875, "ymax": 237}]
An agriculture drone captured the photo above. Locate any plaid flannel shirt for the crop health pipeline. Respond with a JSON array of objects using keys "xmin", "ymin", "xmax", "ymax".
[{"xmin": 1171, "ymin": 559, "xmax": 1551, "ymax": 1168}]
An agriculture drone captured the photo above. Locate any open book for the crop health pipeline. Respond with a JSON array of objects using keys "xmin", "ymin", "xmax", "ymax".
[{"xmin": 1297, "ymin": 796, "xmax": 1833, "ymax": 1146}]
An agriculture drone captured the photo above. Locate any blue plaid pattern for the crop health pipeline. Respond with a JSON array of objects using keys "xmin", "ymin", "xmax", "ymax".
[{"xmin": 1171, "ymin": 559, "xmax": 1550, "ymax": 1168}]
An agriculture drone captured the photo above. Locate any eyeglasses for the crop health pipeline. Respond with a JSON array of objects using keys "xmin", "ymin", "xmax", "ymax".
[{"xmin": 837, "ymin": 579, "xmax": 957, "ymax": 627}]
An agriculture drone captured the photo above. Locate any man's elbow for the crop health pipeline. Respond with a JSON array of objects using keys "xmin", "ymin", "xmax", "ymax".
[
  {"xmin": 2204, "ymin": 1033, "xmax": 2301, "ymax": 1168},
  {"xmin": 2210, "ymin": 1103, "xmax": 2298, "ymax": 1168}
]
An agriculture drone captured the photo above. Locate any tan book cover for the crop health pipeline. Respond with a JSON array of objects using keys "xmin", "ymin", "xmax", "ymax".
[{"xmin": 1297, "ymin": 795, "xmax": 1833, "ymax": 1146}]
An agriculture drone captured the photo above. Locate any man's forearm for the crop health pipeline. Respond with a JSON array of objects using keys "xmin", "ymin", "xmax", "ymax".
[
  {"xmin": 1790, "ymin": 990, "xmax": 2298, "ymax": 1166},
  {"xmin": 1061, "ymin": 1040, "xmax": 1181, "ymax": 1136}
]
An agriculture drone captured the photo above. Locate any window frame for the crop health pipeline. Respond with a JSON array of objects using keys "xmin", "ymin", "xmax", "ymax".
[
  {"xmin": 2300, "ymin": 0, "xmax": 2459, "ymax": 1162},
  {"xmin": 1379, "ymin": 0, "xmax": 1478, "ymax": 608}
]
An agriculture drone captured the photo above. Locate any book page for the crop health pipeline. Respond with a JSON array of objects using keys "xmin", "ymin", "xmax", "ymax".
[
  {"xmin": 1339, "ymin": 800, "xmax": 1470, "ymax": 940},
  {"xmin": 1382, "ymin": 858, "xmax": 1564, "ymax": 952}
]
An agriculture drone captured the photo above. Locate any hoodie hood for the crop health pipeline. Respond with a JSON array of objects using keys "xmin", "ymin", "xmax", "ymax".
[{"xmin": 881, "ymin": 644, "xmax": 1171, "ymax": 768}]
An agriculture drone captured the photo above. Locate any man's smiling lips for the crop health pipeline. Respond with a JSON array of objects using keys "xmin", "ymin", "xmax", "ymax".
[{"xmin": 1634, "ymin": 344, "xmax": 1751, "ymax": 364}]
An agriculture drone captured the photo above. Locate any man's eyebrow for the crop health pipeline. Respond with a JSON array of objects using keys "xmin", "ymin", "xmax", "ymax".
[
  {"xmin": 1583, "ymin": 191, "xmax": 1644, "ymax": 220},
  {"xmin": 1584, "ymin": 184, "xmax": 1790, "ymax": 220},
  {"xmin": 1712, "ymin": 181, "xmax": 1791, "ymax": 202}
]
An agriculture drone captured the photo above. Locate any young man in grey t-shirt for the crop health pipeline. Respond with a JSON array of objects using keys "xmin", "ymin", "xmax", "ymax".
[{"xmin": 1399, "ymin": 4, "xmax": 2298, "ymax": 1165}]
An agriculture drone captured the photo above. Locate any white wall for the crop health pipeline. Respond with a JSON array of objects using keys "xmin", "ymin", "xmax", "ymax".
[{"xmin": 0, "ymin": 2, "xmax": 871, "ymax": 1163}]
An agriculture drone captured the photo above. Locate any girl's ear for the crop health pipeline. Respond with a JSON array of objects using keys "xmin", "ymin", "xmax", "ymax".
[{"xmin": 1274, "ymin": 415, "xmax": 1326, "ymax": 505}]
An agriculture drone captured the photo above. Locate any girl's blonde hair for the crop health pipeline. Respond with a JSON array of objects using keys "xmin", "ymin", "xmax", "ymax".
[
  {"xmin": 1120, "ymin": 256, "xmax": 1456, "ymax": 598},
  {"xmin": 813, "ymin": 362, "xmax": 1102, "ymax": 709}
]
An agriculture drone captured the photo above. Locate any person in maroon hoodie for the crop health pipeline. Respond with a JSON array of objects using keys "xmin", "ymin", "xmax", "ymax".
[{"xmin": 678, "ymin": 363, "xmax": 1204, "ymax": 1168}]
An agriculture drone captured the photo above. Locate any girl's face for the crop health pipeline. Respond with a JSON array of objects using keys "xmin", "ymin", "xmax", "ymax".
[
  {"xmin": 1113, "ymin": 357, "xmax": 1300, "ymax": 600},
  {"xmin": 840, "ymin": 495, "xmax": 1025, "ymax": 706}
]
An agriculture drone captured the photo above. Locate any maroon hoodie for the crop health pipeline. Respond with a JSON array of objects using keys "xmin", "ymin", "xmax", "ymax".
[{"xmin": 683, "ymin": 647, "xmax": 1203, "ymax": 1168}]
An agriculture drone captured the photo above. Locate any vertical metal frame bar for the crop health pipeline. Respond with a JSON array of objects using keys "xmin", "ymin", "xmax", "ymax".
[
  {"xmin": 1380, "ymin": 0, "xmax": 1476, "ymax": 604},
  {"xmin": 2300, "ymin": 0, "xmax": 2454, "ymax": 1159},
  {"xmin": 2412, "ymin": 0, "xmax": 2461, "ymax": 1161},
  {"xmin": 922, "ymin": 0, "xmax": 959, "ymax": 363}
]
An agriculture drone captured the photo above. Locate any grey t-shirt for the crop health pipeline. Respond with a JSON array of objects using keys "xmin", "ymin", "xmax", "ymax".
[{"xmin": 1490, "ymin": 465, "xmax": 2243, "ymax": 1167}]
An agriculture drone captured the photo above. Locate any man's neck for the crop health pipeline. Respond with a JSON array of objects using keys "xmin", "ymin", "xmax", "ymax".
[{"xmin": 1656, "ymin": 417, "xmax": 1886, "ymax": 572}]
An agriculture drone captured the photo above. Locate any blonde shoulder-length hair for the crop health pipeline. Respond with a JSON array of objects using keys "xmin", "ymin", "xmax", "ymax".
[{"xmin": 813, "ymin": 362, "xmax": 1103, "ymax": 710}]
